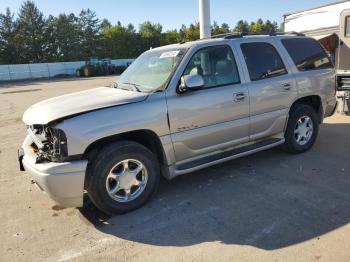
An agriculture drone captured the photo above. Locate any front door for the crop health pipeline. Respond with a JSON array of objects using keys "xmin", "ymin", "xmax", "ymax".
[{"xmin": 166, "ymin": 44, "xmax": 250, "ymax": 163}]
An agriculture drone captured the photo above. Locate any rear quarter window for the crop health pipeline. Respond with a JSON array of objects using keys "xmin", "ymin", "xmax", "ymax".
[{"xmin": 281, "ymin": 38, "xmax": 333, "ymax": 71}]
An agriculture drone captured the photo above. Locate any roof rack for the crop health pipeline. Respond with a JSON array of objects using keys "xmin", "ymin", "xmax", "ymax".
[
  {"xmin": 211, "ymin": 31, "xmax": 305, "ymax": 39},
  {"xmin": 179, "ymin": 31, "xmax": 305, "ymax": 44}
]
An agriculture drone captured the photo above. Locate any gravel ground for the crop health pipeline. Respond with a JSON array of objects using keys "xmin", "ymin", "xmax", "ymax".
[{"xmin": 0, "ymin": 76, "xmax": 349, "ymax": 262}]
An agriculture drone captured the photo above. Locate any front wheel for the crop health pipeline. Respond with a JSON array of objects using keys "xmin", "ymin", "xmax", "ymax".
[
  {"xmin": 282, "ymin": 104, "xmax": 319, "ymax": 154},
  {"xmin": 87, "ymin": 141, "xmax": 160, "ymax": 214}
]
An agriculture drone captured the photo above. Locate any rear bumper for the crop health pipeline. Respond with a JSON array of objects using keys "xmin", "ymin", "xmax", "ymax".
[{"xmin": 20, "ymin": 136, "xmax": 87, "ymax": 207}]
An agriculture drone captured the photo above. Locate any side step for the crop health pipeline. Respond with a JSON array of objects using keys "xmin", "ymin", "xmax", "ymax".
[{"xmin": 175, "ymin": 138, "xmax": 284, "ymax": 175}]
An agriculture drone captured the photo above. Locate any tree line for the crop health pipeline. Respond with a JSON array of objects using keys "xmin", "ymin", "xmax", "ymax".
[{"xmin": 0, "ymin": 1, "xmax": 284, "ymax": 64}]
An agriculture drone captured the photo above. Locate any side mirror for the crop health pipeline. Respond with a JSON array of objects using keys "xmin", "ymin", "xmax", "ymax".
[{"xmin": 178, "ymin": 75, "xmax": 204, "ymax": 93}]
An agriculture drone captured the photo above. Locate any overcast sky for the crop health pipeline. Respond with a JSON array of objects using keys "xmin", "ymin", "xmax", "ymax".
[{"xmin": 1, "ymin": 0, "xmax": 337, "ymax": 30}]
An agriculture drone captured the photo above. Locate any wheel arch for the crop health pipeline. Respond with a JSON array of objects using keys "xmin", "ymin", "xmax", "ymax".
[
  {"xmin": 290, "ymin": 95, "xmax": 323, "ymax": 123},
  {"xmin": 83, "ymin": 129, "xmax": 170, "ymax": 180}
]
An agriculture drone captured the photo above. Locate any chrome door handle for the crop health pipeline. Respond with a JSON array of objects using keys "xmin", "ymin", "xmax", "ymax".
[
  {"xmin": 282, "ymin": 83, "xmax": 291, "ymax": 90},
  {"xmin": 233, "ymin": 92, "xmax": 245, "ymax": 102}
]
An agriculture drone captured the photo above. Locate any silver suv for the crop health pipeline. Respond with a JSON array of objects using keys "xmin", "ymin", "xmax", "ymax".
[{"xmin": 19, "ymin": 34, "xmax": 337, "ymax": 214}]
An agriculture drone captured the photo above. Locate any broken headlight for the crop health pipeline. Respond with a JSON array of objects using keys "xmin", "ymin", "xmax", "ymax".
[{"xmin": 29, "ymin": 125, "xmax": 68, "ymax": 163}]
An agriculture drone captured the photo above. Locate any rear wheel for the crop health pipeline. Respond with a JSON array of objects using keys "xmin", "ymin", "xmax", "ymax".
[
  {"xmin": 76, "ymin": 69, "xmax": 81, "ymax": 77},
  {"xmin": 87, "ymin": 141, "xmax": 160, "ymax": 214},
  {"xmin": 83, "ymin": 67, "xmax": 90, "ymax": 77},
  {"xmin": 282, "ymin": 104, "xmax": 319, "ymax": 153}
]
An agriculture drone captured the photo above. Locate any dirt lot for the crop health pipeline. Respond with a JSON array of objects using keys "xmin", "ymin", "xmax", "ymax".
[{"xmin": 0, "ymin": 76, "xmax": 349, "ymax": 262}]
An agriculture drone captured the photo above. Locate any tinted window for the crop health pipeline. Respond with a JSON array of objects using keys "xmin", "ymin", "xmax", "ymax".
[
  {"xmin": 183, "ymin": 45, "xmax": 240, "ymax": 89},
  {"xmin": 241, "ymin": 42, "xmax": 287, "ymax": 81},
  {"xmin": 281, "ymin": 38, "xmax": 333, "ymax": 71}
]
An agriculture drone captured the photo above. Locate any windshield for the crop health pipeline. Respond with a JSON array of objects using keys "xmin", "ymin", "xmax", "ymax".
[{"xmin": 116, "ymin": 48, "xmax": 187, "ymax": 92}]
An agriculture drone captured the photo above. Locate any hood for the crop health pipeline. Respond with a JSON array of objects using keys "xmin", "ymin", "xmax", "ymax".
[{"xmin": 23, "ymin": 87, "xmax": 148, "ymax": 125}]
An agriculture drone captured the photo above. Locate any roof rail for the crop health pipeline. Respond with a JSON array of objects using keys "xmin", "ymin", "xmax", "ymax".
[
  {"xmin": 212, "ymin": 31, "xmax": 305, "ymax": 39},
  {"xmin": 181, "ymin": 31, "xmax": 305, "ymax": 44}
]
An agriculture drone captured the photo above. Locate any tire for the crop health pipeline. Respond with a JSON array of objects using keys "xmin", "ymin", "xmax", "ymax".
[
  {"xmin": 282, "ymin": 104, "xmax": 319, "ymax": 154},
  {"xmin": 84, "ymin": 67, "xmax": 89, "ymax": 77},
  {"xmin": 87, "ymin": 141, "xmax": 160, "ymax": 215}
]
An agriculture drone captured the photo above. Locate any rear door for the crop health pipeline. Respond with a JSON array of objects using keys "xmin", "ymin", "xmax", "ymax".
[
  {"xmin": 280, "ymin": 37, "xmax": 335, "ymax": 115},
  {"xmin": 234, "ymin": 39, "xmax": 298, "ymax": 141}
]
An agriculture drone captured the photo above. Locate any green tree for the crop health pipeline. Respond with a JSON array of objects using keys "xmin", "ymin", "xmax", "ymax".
[
  {"xmin": 262, "ymin": 19, "xmax": 277, "ymax": 34},
  {"xmin": 279, "ymin": 22, "xmax": 285, "ymax": 32},
  {"xmin": 43, "ymin": 15, "xmax": 58, "ymax": 61},
  {"xmin": 55, "ymin": 13, "xmax": 81, "ymax": 61},
  {"xmin": 212, "ymin": 21, "xmax": 230, "ymax": 35},
  {"xmin": 179, "ymin": 23, "xmax": 200, "ymax": 41},
  {"xmin": 249, "ymin": 18, "xmax": 263, "ymax": 33},
  {"xmin": 127, "ymin": 23, "xmax": 136, "ymax": 34},
  {"xmin": 139, "ymin": 21, "xmax": 162, "ymax": 48},
  {"xmin": 0, "ymin": 8, "xmax": 17, "ymax": 63},
  {"xmin": 15, "ymin": 1, "xmax": 46, "ymax": 63},
  {"xmin": 233, "ymin": 20, "xmax": 249, "ymax": 33},
  {"xmin": 100, "ymin": 18, "xmax": 111, "ymax": 31},
  {"xmin": 79, "ymin": 8, "xmax": 100, "ymax": 59},
  {"xmin": 0, "ymin": 2, "xmax": 283, "ymax": 64},
  {"xmin": 100, "ymin": 21, "xmax": 140, "ymax": 58},
  {"xmin": 162, "ymin": 29, "xmax": 180, "ymax": 45}
]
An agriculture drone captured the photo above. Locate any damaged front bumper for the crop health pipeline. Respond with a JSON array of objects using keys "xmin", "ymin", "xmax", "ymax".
[{"xmin": 19, "ymin": 135, "xmax": 88, "ymax": 207}]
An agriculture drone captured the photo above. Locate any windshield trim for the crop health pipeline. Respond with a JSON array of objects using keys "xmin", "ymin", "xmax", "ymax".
[{"xmin": 157, "ymin": 47, "xmax": 189, "ymax": 92}]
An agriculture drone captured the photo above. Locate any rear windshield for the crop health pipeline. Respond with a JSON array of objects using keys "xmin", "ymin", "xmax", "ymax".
[{"xmin": 281, "ymin": 38, "xmax": 333, "ymax": 71}]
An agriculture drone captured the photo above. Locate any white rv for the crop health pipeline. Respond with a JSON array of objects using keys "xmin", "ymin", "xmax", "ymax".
[{"xmin": 284, "ymin": 0, "xmax": 350, "ymax": 114}]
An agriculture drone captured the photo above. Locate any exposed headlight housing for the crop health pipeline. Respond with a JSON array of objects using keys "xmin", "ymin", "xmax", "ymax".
[{"xmin": 29, "ymin": 125, "xmax": 68, "ymax": 163}]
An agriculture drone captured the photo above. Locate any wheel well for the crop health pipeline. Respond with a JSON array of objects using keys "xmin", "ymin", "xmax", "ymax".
[
  {"xmin": 291, "ymin": 95, "xmax": 323, "ymax": 122},
  {"xmin": 83, "ymin": 130, "xmax": 167, "ymax": 166}
]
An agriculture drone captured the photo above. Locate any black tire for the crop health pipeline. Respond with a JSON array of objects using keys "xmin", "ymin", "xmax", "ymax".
[
  {"xmin": 282, "ymin": 104, "xmax": 319, "ymax": 154},
  {"xmin": 87, "ymin": 141, "xmax": 160, "ymax": 215}
]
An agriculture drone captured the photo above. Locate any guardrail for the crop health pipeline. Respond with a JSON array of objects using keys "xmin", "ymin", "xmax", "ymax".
[{"xmin": 0, "ymin": 59, "xmax": 134, "ymax": 81}]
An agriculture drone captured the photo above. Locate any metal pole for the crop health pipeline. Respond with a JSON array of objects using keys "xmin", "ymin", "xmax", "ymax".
[{"xmin": 199, "ymin": 0, "xmax": 211, "ymax": 39}]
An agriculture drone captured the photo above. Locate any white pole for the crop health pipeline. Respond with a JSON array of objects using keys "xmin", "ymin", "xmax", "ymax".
[{"xmin": 199, "ymin": 0, "xmax": 211, "ymax": 39}]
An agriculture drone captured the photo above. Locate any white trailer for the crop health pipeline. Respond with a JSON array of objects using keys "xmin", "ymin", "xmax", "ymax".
[{"xmin": 284, "ymin": 0, "xmax": 350, "ymax": 114}]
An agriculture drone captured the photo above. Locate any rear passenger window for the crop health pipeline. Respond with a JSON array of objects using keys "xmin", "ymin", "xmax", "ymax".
[
  {"xmin": 281, "ymin": 38, "xmax": 333, "ymax": 71},
  {"xmin": 183, "ymin": 45, "xmax": 240, "ymax": 89},
  {"xmin": 241, "ymin": 42, "xmax": 287, "ymax": 81}
]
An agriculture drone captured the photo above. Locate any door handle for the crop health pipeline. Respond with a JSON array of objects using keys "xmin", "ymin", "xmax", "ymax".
[
  {"xmin": 282, "ymin": 83, "xmax": 291, "ymax": 91},
  {"xmin": 233, "ymin": 92, "xmax": 245, "ymax": 102}
]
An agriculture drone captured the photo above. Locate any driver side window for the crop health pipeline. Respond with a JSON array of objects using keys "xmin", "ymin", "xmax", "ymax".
[{"xmin": 183, "ymin": 45, "xmax": 240, "ymax": 89}]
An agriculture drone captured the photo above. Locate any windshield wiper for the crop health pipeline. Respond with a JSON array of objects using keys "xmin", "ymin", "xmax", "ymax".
[{"xmin": 120, "ymin": 82, "xmax": 142, "ymax": 92}]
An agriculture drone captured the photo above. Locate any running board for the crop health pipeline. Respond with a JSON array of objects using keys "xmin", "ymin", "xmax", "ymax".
[{"xmin": 174, "ymin": 138, "xmax": 284, "ymax": 176}]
